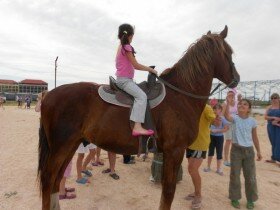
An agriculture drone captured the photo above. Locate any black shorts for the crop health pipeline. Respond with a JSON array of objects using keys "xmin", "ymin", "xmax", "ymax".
[{"xmin": 186, "ymin": 149, "xmax": 207, "ymax": 159}]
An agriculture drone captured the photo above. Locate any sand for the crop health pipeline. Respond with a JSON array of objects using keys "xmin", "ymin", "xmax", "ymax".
[{"xmin": 0, "ymin": 106, "xmax": 280, "ymax": 210}]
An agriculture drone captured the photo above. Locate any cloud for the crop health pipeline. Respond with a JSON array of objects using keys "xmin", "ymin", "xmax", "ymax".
[{"xmin": 0, "ymin": 0, "xmax": 279, "ymax": 90}]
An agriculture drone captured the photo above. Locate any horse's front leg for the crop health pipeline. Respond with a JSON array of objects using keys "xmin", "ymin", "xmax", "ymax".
[{"xmin": 159, "ymin": 148, "xmax": 185, "ymax": 210}]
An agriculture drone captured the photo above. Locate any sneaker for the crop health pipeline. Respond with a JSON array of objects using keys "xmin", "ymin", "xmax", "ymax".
[
  {"xmin": 224, "ymin": 161, "xmax": 231, "ymax": 167},
  {"xmin": 149, "ymin": 176, "xmax": 155, "ymax": 182},
  {"xmin": 231, "ymin": 200, "xmax": 240, "ymax": 209},
  {"xmin": 246, "ymin": 201, "xmax": 254, "ymax": 209},
  {"xmin": 203, "ymin": 167, "xmax": 211, "ymax": 172}
]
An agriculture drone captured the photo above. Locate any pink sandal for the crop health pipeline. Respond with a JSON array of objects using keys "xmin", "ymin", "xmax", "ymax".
[
  {"xmin": 59, "ymin": 193, "xmax": 76, "ymax": 200},
  {"xmin": 65, "ymin": 187, "xmax": 75, "ymax": 192},
  {"xmin": 132, "ymin": 129, "xmax": 154, "ymax": 137},
  {"xmin": 91, "ymin": 162, "xmax": 99, "ymax": 166},
  {"xmin": 97, "ymin": 161, "xmax": 104, "ymax": 166}
]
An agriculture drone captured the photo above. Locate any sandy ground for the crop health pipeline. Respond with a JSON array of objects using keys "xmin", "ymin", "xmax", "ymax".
[{"xmin": 0, "ymin": 106, "xmax": 280, "ymax": 210}]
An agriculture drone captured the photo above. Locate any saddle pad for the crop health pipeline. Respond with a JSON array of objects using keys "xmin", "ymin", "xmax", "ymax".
[{"xmin": 98, "ymin": 83, "xmax": 166, "ymax": 109}]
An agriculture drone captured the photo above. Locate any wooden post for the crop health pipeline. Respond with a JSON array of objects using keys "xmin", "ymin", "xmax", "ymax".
[{"xmin": 55, "ymin": 56, "xmax": 58, "ymax": 88}]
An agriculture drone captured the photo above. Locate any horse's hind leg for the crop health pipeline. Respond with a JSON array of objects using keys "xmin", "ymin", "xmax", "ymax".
[
  {"xmin": 159, "ymin": 148, "xmax": 185, "ymax": 210},
  {"xmin": 42, "ymin": 156, "xmax": 64, "ymax": 210},
  {"xmin": 50, "ymin": 193, "xmax": 60, "ymax": 210},
  {"xmin": 41, "ymin": 159, "xmax": 60, "ymax": 210},
  {"xmin": 42, "ymin": 182, "xmax": 52, "ymax": 210}
]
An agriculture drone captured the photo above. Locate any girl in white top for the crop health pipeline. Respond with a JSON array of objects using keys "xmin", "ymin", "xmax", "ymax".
[
  {"xmin": 222, "ymin": 90, "xmax": 238, "ymax": 166},
  {"xmin": 224, "ymin": 97, "xmax": 262, "ymax": 209}
]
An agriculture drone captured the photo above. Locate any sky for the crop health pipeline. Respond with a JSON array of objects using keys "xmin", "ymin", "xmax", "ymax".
[{"xmin": 0, "ymin": 0, "xmax": 279, "ymax": 90}]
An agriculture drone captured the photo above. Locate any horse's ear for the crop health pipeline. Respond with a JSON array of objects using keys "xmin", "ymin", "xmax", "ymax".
[
  {"xmin": 207, "ymin": 30, "xmax": 211, "ymax": 35},
  {"xmin": 220, "ymin": 25, "xmax": 228, "ymax": 39}
]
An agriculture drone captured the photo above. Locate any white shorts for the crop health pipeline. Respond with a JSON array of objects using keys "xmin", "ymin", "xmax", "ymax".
[
  {"xmin": 224, "ymin": 124, "xmax": 233, "ymax": 140},
  {"xmin": 76, "ymin": 143, "xmax": 97, "ymax": 154}
]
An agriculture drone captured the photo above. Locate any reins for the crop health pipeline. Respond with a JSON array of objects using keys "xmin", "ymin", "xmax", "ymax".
[{"xmin": 154, "ymin": 74, "xmax": 235, "ymax": 100}]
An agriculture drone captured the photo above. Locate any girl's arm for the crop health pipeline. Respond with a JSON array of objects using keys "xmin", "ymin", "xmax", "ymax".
[
  {"xmin": 221, "ymin": 124, "xmax": 229, "ymax": 133},
  {"xmin": 221, "ymin": 103, "xmax": 226, "ymax": 116},
  {"xmin": 211, "ymin": 124, "xmax": 229, "ymax": 134},
  {"xmin": 224, "ymin": 96, "xmax": 233, "ymax": 122},
  {"xmin": 252, "ymin": 127, "xmax": 262, "ymax": 161},
  {"xmin": 126, "ymin": 52, "xmax": 157, "ymax": 74}
]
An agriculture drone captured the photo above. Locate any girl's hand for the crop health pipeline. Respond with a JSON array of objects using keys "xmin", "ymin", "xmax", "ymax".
[
  {"xmin": 256, "ymin": 152, "xmax": 262, "ymax": 161},
  {"xmin": 272, "ymin": 120, "xmax": 280, "ymax": 127},
  {"xmin": 149, "ymin": 68, "xmax": 158, "ymax": 75},
  {"xmin": 274, "ymin": 117, "xmax": 280, "ymax": 121}
]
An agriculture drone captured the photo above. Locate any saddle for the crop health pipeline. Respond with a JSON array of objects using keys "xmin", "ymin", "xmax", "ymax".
[
  {"xmin": 103, "ymin": 73, "xmax": 163, "ymax": 106},
  {"xmin": 98, "ymin": 73, "xmax": 166, "ymax": 157}
]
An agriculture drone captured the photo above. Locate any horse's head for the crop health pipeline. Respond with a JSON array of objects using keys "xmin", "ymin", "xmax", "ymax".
[
  {"xmin": 161, "ymin": 26, "xmax": 240, "ymax": 94},
  {"xmin": 210, "ymin": 26, "xmax": 240, "ymax": 88}
]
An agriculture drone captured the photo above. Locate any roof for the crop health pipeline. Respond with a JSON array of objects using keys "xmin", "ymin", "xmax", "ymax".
[
  {"xmin": 19, "ymin": 79, "xmax": 48, "ymax": 85},
  {"xmin": 0, "ymin": 79, "xmax": 18, "ymax": 84}
]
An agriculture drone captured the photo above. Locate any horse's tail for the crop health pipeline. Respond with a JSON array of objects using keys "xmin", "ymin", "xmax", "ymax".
[{"xmin": 37, "ymin": 123, "xmax": 50, "ymax": 195}]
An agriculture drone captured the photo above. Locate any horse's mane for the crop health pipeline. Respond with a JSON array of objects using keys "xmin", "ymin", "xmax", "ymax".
[{"xmin": 161, "ymin": 33, "xmax": 233, "ymax": 89}]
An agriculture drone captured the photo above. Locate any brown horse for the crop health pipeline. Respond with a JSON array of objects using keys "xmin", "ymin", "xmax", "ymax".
[{"xmin": 38, "ymin": 26, "xmax": 239, "ymax": 210}]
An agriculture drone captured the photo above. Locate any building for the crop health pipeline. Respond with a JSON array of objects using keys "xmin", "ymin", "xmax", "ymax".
[
  {"xmin": 19, "ymin": 79, "xmax": 48, "ymax": 94},
  {"xmin": 0, "ymin": 79, "xmax": 48, "ymax": 101},
  {"xmin": 0, "ymin": 79, "xmax": 18, "ymax": 93}
]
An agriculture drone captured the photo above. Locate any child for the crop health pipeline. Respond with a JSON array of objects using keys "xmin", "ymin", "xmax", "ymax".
[
  {"xmin": 222, "ymin": 89, "xmax": 238, "ymax": 167},
  {"xmin": 102, "ymin": 151, "xmax": 120, "ymax": 180},
  {"xmin": 59, "ymin": 160, "xmax": 76, "ymax": 200},
  {"xmin": 76, "ymin": 141, "xmax": 96, "ymax": 184},
  {"xmin": 91, "ymin": 147, "xmax": 105, "ymax": 166},
  {"xmin": 115, "ymin": 23, "xmax": 157, "ymax": 136},
  {"xmin": 204, "ymin": 103, "xmax": 229, "ymax": 175},
  {"xmin": 224, "ymin": 97, "xmax": 262, "ymax": 209},
  {"xmin": 185, "ymin": 104, "xmax": 216, "ymax": 209}
]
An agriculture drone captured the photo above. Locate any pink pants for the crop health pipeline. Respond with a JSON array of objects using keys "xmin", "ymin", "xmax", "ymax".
[{"xmin": 64, "ymin": 160, "xmax": 72, "ymax": 178}]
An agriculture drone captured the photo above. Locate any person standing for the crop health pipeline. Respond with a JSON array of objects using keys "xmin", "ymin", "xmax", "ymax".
[
  {"xmin": 59, "ymin": 160, "xmax": 76, "ymax": 200},
  {"xmin": 224, "ymin": 97, "xmax": 262, "ymax": 209},
  {"xmin": 264, "ymin": 93, "xmax": 280, "ymax": 164},
  {"xmin": 91, "ymin": 147, "xmax": 105, "ymax": 166},
  {"xmin": 185, "ymin": 104, "xmax": 216, "ymax": 209},
  {"xmin": 222, "ymin": 90, "xmax": 238, "ymax": 166},
  {"xmin": 76, "ymin": 141, "xmax": 95, "ymax": 184},
  {"xmin": 0, "ymin": 97, "xmax": 4, "ymax": 110},
  {"xmin": 18, "ymin": 96, "xmax": 23, "ymax": 108},
  {"xmin": 204, "ymin": 103, "xmax": 229, "ymax": 176},
  {"xmin": 102, "ymin": 152, "xmax": 120, "ymax": 180}
]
